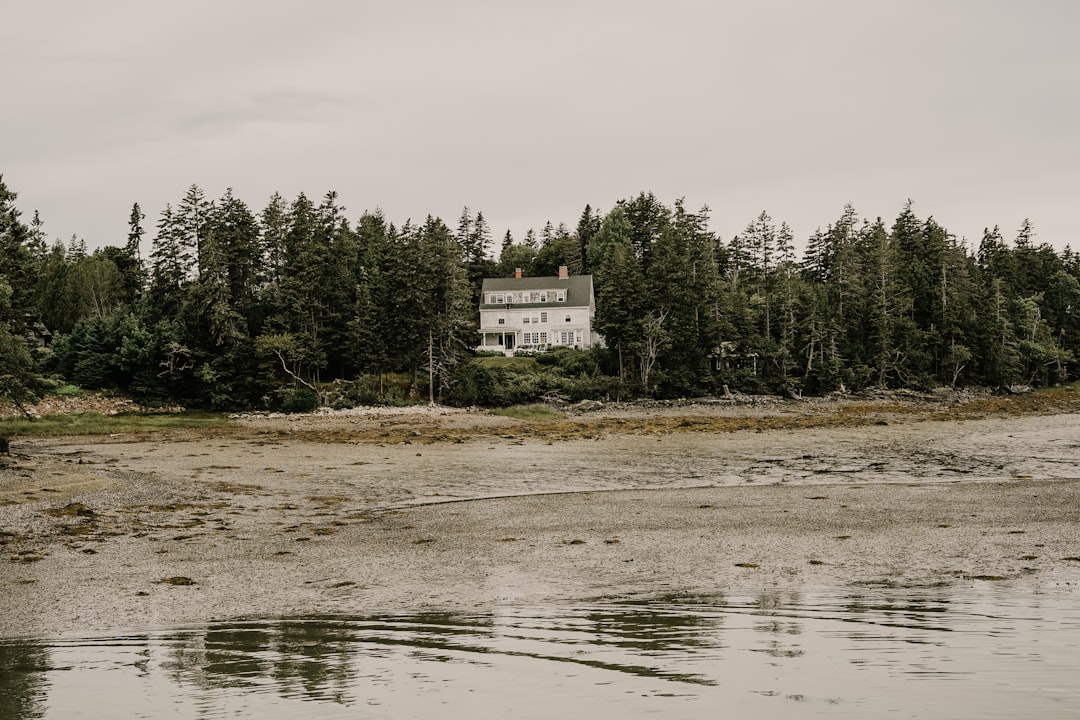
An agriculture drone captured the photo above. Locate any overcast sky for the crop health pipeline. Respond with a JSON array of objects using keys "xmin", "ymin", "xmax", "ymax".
[{"xmin": 4, "ymin": 1, "xmax": 1078, "ymax": 257}]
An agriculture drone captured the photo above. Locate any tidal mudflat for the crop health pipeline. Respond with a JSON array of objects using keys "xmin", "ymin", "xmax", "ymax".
[{"xmin": 2, "ymin": 400, "xmax": 1080, "ymax": 716}]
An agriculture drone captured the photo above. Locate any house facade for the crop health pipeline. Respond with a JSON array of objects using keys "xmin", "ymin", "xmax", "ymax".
[{"xmin": 477, "ymin": 266, "xmax": 597, "ymax": 354}]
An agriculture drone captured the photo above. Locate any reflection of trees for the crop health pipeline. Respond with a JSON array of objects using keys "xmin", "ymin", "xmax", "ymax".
[
  {"xmin": 750, "ymin": 590, "xmax": 805, "ymax": 657},
  {"xmin": 163, "ymin": 614, "xmax": 499, "ymax": 706},
  {"xmin": 0, "ymin": 640, "xmax": 50, "ymax": 720},
  {"xmin": 163, "ymin": 621, "xmax": 356, "ymax": 704},
  {"xmin": 840, "ymin": 591, "xmax": 953, "ymax": 632},
  {"xmin": 580, "ymin": 605, "xmax": 723, "ymax": 654},
  {"xmin": 269, "ymin": 622, "xmax": 356, "ymax": 702},
  {"xmin": 531, "ymin": 602, "xmax": 726, "ymax": 684},
  {"xmin": 161, "ymin": 606, "xmax": 730, "ymax": 701}
]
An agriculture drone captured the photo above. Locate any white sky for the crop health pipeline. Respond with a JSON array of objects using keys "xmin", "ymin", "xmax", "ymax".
[{"xmin": 4, "ymin": 1, "xmax": 1079, "ymax": 256}]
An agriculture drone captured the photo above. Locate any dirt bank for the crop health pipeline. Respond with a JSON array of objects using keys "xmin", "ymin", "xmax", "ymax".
[{"xmin": 2, "ymin": 400, "xmax": 1080, "ymax": 638}]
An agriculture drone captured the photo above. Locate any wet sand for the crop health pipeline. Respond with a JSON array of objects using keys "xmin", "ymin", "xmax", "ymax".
[{"xmin": 2, "ymin": 407, "xmax": 1080, "ymax": 637}]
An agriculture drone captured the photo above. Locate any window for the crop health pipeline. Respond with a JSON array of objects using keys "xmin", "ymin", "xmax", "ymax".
[
  {"xmin": 539, "ymin": 332, "xmax": 548, "ymax": 343},
  {"xmin": 495, "ymin": 294, "xmax": 504, "ymax": 304},
  {"xmin": 556, "ymin": 290, "xmax": 566, "ymax": 302},
  {"xmin": 497, "ymin": 315, "xmax": 505, "ymax": 325},
  {"xmin": 522, "ymin": 292, "xmax": 531, "ymax": 303},
  {"xmin": 540, "ymin": 312, "xmax": 548, "ymax": 323},
  {"xmin": 539, "ymin": 292, "xmax": 547, "ymax": 302},
  {"xmin": 565, "ymin": 314, "xmax": 572, "ymax": 323},
  {"xmin": 559, "ymin": 331, "xmax": 574, "ymax": 345},
  {"xmin": 523, "ymin": 317, "xmax": 530, "ymax": 324}
]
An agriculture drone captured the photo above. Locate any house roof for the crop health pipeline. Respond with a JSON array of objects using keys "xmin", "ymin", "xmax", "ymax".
[{"xmin": 480, "ymin": 274, "xmax": 594, "ymax": 308}]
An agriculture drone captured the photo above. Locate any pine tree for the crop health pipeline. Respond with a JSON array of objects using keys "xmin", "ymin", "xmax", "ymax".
[
  {"xmin": 1015, "ymin": 218, "xmax": 1034, "ymax": 249},
  {"xmin": 863, "ymin": 218, "xmax": 908, "ymax": 386},
  {"xmin": 456, "ymin": 206, "xmax": 473, "ymax": 256},
  {"xmin": 259, "ymin": 192, "xmax": 289, "ymax": 287},
  {"xmin": 622, "ymin": 192, "xmax": 668, "ymax": 270},
  {"xmin": 742, "ymin": 210, "xmax": 776, "ymax": 340},
  {"xmin": 147, "ymin": 204, "xmax": 191, "ymax": 321},
  {"xmin": 347, "ymin": 210, "xmax": 393, "ymax": 378},
  {"xmin": 28, "ymin": 210, "xmax": 47, "ymax": 260},
  {"xmin": 176, "ymin": 184, "xmax": 211, "ymax": 279},
  {"xmin": 126, "ymin": 203, "xmax": 145, "ymax": 260},
  {"xmin": 421, "ymin": 216, "xmax": 472, "ymax": 403},
  {"xmin": 468, "ymin": 211, "xmax": 491, "ymax": 264},
  {"xmin": 0, "ymin": 279, "xmax": 36, "ymax": 409},
  {"xmin": 575, "ymin": 204, "xmax": 601, "ymax": 274},
  {"xmin": 0, "ymin": 177, "xmax": 40, "ymax": 330},
  {"xmin": 591, "ymin": 207, "xmax": 645, "ymax": 385},
  {"xmin": 644, "ymin": 199, "xmax": 723, "ymax": 393}
]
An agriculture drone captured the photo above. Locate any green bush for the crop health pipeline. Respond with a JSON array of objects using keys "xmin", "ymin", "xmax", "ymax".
[{"xmin": 279, "ymin": 387, "xmax": 320, "ymax": 413}]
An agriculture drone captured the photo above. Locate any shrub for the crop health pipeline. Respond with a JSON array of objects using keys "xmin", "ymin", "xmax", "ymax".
[{"xmin": 279, "ymin": 387, "xmax": 320, "ymax": 413}]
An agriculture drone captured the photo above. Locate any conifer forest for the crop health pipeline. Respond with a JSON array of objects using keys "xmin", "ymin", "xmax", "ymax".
[{"xmin": 2, "ymin": 175, "xmax": 1078, "ymax": 410}]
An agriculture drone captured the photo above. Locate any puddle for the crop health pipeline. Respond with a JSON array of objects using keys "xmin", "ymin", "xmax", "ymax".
[{"xmin": 3, "ymin": 586, "xmax": 1079, "ymax": 719}]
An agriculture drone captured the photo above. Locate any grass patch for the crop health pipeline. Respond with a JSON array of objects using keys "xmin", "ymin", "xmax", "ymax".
[
  {"xmin": 474, "ymin": 355, "xmax": 539, "ymax": 370},
  {"xmin": 0, "ymin": 411, "xmax": 232, "ymax": 437},
  {"xmin": 45, "ymin": 383, "xmax": 84, "ymax": 397},
  {"xmin": 488, "ymin": 404, "xmax": 566, "ymax": 421}
]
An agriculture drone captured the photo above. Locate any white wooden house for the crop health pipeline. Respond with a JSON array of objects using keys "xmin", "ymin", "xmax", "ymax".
[{"xmin": 477, "ymin": 266, "xmax": 597, "ymax": 354}]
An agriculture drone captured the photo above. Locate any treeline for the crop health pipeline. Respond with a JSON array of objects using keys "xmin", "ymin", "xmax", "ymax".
[{"xmin": 2, "ymin": 174, "xmax": 1078, "ymax": 410}]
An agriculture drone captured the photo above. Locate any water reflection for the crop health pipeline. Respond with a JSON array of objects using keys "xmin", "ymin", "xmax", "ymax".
[
  {"xmin": 3, "ymin": 586, "xmax": 1079, "ymax": 719},
  {"xmin": 0, "ymin": 639, "xmax": 50, "ymax": 720}
]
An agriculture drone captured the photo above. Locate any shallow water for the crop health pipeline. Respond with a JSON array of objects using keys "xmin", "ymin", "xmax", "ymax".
[{"xmin": 3, "ymin": 586, "xmax": 1079, "ymax": 719}]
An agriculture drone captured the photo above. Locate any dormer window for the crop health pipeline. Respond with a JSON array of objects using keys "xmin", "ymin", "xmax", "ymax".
[{"xmin": 556, "ymin": 290, "xmax": 566, "ymax": 302}]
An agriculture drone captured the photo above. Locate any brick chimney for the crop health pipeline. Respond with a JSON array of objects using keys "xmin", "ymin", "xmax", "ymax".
[
  {"xmin": 558, "ymin": 265, "xmax": 568, "ymax": 279},
  {"xmin": 514, "ymin": 268, "xmax": 523, "ymax": 279}
]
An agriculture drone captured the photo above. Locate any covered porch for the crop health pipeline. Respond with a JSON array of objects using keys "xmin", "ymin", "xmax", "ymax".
[{"xmin": 477, "ymin": 330, "xmax": 519, "ymax": 355}]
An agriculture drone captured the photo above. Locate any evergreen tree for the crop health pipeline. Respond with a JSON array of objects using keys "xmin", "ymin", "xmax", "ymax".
[
  {"xmin": 590, "ymin": 207, "xmax": 645, "ymax": 385},
  {"xmin": 574, "ymin": 204, "xmax": 601, "ymax": 274},
  {"xmin": 742, "ymin": 210, "xmax": 777, "ymax": 340},
  {"xmin": 533, "ymin": 222, "xmax": 577, "ymax": 277},
  {"xmin": 469, "ymin": 211, "xmax": 491, "ymax": 264},
  {"xmin": 0, "ymin": 280, "xmax": 37, "ymax": 409},
  {"xmin": 645, "ymin": 199, "xmax": 723, "ymax": 393},
  {"xmin": 28, "ymin": 210, "xmax": 47, "ymax": 261},
  {"xmin": 0, "ymin": 175, "xmax": 39, "ymax": 332},
  {"xmin": 259, "ymin": 192, "xmax": 289, "ymax": 288},
  {"xmin": 622, "ymin": 192, "xmax": 668, "ymax": 270},
  {"xmin": 496, "ymin": 239, "xmax": 537, "ymax": 278},
  {"xmin": 863, "ymin": 218, "xmax": 905, "ymax": 386},
  {"xmin": 188, "ymin": 188, "xmax": 261, "ymax": 375},
  {"xmin": 175, "ymin": 184, "xmax": 211, "ymax": 279},
  {"xmin": 147, "ymin": 203, "xmax": 190, "ymax": 321},
  {"xmin": 36, "ymin": 243, "xmax": 77, "ymax": 334},
  {"xmin": 347, "ymin": 210, "xmax": 393, "ymax": 378},
  {"xmin": 126, "ymin": 202, "xmax": 145, "ymax": 260}
]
